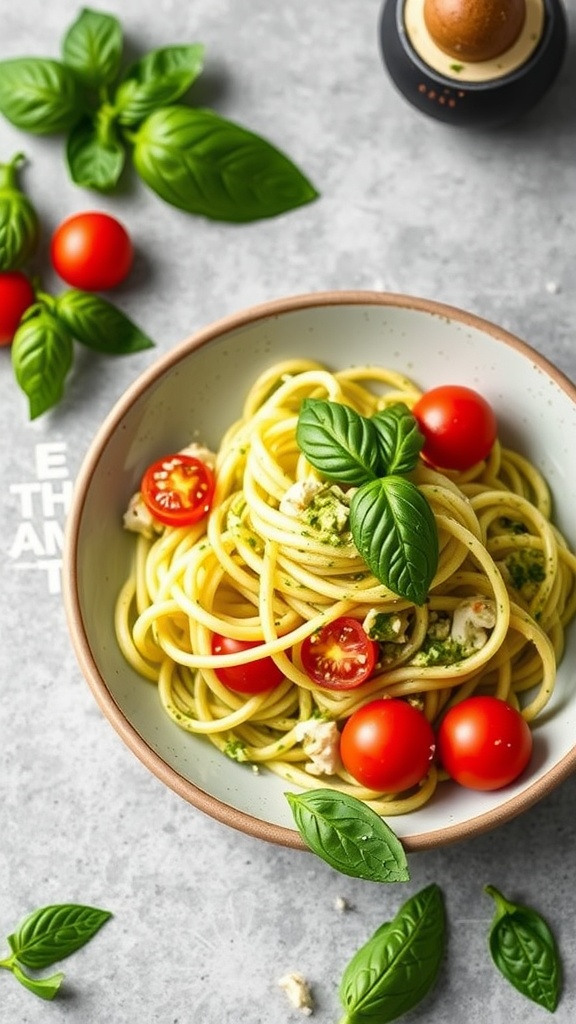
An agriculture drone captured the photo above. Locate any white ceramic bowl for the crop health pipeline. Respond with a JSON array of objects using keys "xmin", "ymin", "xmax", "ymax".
[{"xmin": 63, "ymin": 291, "xmax": 576, "ymax": 850}]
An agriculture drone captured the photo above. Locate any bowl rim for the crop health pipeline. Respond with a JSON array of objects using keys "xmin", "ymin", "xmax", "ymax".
[{"xmin": 62, "ymin": 289, "xmax": 576, "ymax": 851}]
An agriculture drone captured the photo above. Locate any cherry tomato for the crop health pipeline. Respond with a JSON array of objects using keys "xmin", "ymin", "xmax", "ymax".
[
  {"xmin": 412, "ymin": 385, "xmax": 497, "ymax": 471},
  {"xmin": 50, "ymin": 211, "xmax": 133, "ymax": 290},
  {"xmin": 340, "ymin": 698, "xmax": 435, "ymax": 792},
  {"xmin": 301, "ymin": 617, "xmax": 378, "ymax": 690},
  {"xmin": 141, "ymin": 454, "xmax": 215, "ymax": 527},
  {"xmin": 437, "ymin": 695, "xmax": 532, "ymax": 791},
  {"xmin": 211, "ymin": 634, "xmax": 285, "ymax": 694},
  {"xmin": 0, "ymin": 271, "xmax": 35, "ymax": 346}
]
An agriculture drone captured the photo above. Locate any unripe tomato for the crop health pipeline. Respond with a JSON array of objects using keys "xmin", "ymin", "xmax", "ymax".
[
  {"xmin": 0, "ymin": 271, "xmax": 35, "ymax": 346},
  {"xmin": 50, "ymin": 211, "xmax": 134, "ymax": 291}
]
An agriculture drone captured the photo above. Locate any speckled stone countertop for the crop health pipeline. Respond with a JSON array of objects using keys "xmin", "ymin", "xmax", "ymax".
[{"xmin": 1, "ymin": 2, "xmax": 576, "ymax": 1021}]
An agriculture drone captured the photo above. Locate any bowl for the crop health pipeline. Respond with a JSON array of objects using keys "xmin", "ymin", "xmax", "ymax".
[
  {"xmin": 379, "ymin": 0, "xmax": 568, "ymax": 128},
  {"xmin": 63, "ymin": 291, "xmax": 576, "ymax": 851}
]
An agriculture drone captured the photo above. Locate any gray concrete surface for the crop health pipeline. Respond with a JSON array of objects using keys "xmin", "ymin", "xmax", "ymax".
[{"xmin": 1, "ymin": 1, "xmax": 576, "ymax": 1021}]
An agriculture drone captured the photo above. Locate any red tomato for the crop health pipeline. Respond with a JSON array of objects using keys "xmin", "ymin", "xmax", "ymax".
[
  {"xmin": 301, "ymin": 617, "xmax": 378, "ymax": 690},
  {"xmin": 50, "ymin": 211, "xmax": 133, "ymax": 290},
  {"xmin": 340, "ymin": 698, "xmax": 435, "ymax": 792},
  {"xmin": 437, "ymin": 696, "xmax": 532, "ymax": 791},
  {"xmin": 141, "ymin": 454, "xmax": 215, "ymax": 527},
  {"xmin": 0, "ymin": 271, "xmax": 35, "ymax": 346},
  {"xmin": 211, "ymin": 634, "xmax": 285, "ymax": 694},
  {"xmin": 412, "ymin": 385, "xmax": 497, "ymax": 471}
]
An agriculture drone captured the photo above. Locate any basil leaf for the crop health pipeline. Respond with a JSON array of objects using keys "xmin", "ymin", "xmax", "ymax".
[
  {"xmin": 62, "ymin": 7, "xmax": 123, "ymax": 87},
  {"xmin": 350, "ymin": 476, "xmax": 438, "ymax": 604},
  {"xmin": 67, "ymin": 116, "xmax": 126, "ymax": 191},
  {"xmin": 11, "ymin": 308, "xmax": 74, "ymax": 419},
  {"xmin": 0, "ymin": 153, "xmax": 40, "ymax": 270},
  {"xmin": 285, "ymin": 790, "xmax": 410, "ymax": 882},
  {"xmin": 11, "ymin": 962, "xmax": 64, "ymax": 1001},
  {"xmin": 371, "ymin": 403, "xmax": 424, "ymax": 475},
  {"xmin": 132, "ymin": 105, "xmax": 318, "ymax": 222},
  {"xmin": 297, "ymin": 398, "xmax": 382, "ymax": 484},
  {"xmin": 0, "ymin": 58, "xmax": 83, "ymax": 134},
  {"xmin": 54, "ymin": 290, "xmax": 154, "ymax": 354},
  {"xmin": 7, "ymin": 903, "xmax": 112, "ymax": 970},
  {"xmin": 338, "ymin": 884, "xmax": 446, "ymax": 1024},
  {"xmin": 115, "ymin": 44, "xmax": 205, "ymax": 126},
  {"xmin": 485, "ymin": 885, "xmax": 561, "ymax": 1012}
]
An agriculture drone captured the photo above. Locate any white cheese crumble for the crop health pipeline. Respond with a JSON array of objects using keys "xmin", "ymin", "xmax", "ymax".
[
  {"xmin": 451, "ymin": 599, "xmax": 496, "ymax": 650},
  {"xmin": 279, "ymin": 478, "xmax": 324, "ymax": 517},
  {"xmin": 278, "ymin": 972, "xmax": 314, "ymax": 1015},
  {"xmin": 294, "ymin": 719, "xmax": 342, "ymax": 776},
  {"xmin": 122, "ymin": 492, "xmax": 162, "ymax": 539}
]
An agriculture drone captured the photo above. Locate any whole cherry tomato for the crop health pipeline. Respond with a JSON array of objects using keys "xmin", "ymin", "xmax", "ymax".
[
  {"xmin": 301, "ymin": 616, "xmax": 378, "ymax": 690},
  {"xmin": 50, "ymin": 211, "xmax": 133, "ymax": 290},
  {"xmin": 412, "ymin": 385, "xmax": 497, "ymax": 471},
  {"xmin": 211, "ymin": 634, "xmax": 285, "ymax": 694},
  {"xmin": 437, "ymin": 695, "xmax": 533, "ymax": 791},
  {"xmin": 0, "ymin": 271, "xmax": 35, "ymax": 346},
  {"xmin": 340, "ymin": 698, "xmax": 435, "ymax": 792}
]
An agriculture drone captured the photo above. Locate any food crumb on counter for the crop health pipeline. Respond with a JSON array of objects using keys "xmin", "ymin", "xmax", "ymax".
[
  {"xmin": 278, "ymin": 972, "xmax": 314, "ymax": 1015},
  {"xmin": 545, "ymin": 280, "xmax": 560, "ymax": 294},
  {"xmin": 333, "ymin": 895, "xmax": 350, "ymax": 912}
]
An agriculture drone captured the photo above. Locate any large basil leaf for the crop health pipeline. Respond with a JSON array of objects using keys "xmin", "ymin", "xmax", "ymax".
[
  {"xmin": 7, "ymin": 903, "xmax": 112, "ymax": 969},
  {"xmin": 350, "ymin": 476, "xmax": 438, "ymax": 604},
  {"xmin": 485, "ymin": 885, "xmax": 561, "ymax": 1011},
  {"xmin": 339, "ymin": 884, "xmax": 446, "ymax": 1023},
  {"xmin": 132, "ymin": 105, "xmax": 318, "ymax": 222},
  {"xmin": 0, "ymin": 59, "xmax": 83, "ymax": 134},
  {"xmin": 54, "ymin": 290, "xmax": 154, "ymax": 354},
  {"xmin": 371, "ymin": 403, "xmax": 424, "ymax": 475},
  {"xmin": 62, "ymin": 8, "xmax": 123, "ymax": 87},
  {"xmin": 11, "ymin": 308, "xmax": 73, "ymax": 419},
  {"xmin": 115, "ymin": 45, "xmax": 205, "ymax": 126},
  {"xmin": 286, "ymin": 790, "xmax": 409, "ymax": 882},
  {"xmin": 297, "ymin": 397, "xmax": 382, "ymax": 484},
  {"xmin": 66, "ymin": 116, "xmax": 126, "ymax": 191},
  {"xmin": 0, "ymin": 154, "xmax": 40, "ymax": 270}
]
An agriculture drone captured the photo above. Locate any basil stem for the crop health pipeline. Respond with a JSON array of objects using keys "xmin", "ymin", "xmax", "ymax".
[
  {"xmin": 0, "ymin": 152, "xmax": 40, "ymax": 270},
  {"xmin": 285, "ymin": 789, "xmax": 410, "ymax": 882},
  {"xmin": 485, "ymin": 884, "xmax": 561, "ymax": 1012},
  {"xmin": 338, "ymin": 883, "xmax": 446, "ymax": 1024}
]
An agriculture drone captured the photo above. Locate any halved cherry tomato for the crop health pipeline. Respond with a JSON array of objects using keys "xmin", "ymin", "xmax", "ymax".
[
  {"xmin": 211, "ymin": 634, "xmax": 285, "ymax": 694},
  {"xmin": 412, "ymin": 385, "xmax": 497, "ymax": 471},
  {"xmin": 301, "ymin": 617, "xmax": 378, "ymax": 690},
  {"xmin": 340, "ymin": 698, "xmax": 435, "ymax": 792},
  {"xmin": 437, "ymin": 695, "xmax": 532, "ymax": 791},
  {"xmin": 140, "ymin": 454, "xmax": 215, "ymax": 527},
  {"xmin": 0, "ymin": 271, "xmax": 35, "ymax": 346}
]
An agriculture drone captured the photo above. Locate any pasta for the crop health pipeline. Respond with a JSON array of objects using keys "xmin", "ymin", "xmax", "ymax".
[{"xmin": 115, "ymin": 359, "xmax": 576, "ymax": 814}]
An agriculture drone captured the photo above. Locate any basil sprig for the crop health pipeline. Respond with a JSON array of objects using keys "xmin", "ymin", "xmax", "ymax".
[
  {"xmin": 0, "ymin": 7, "xmax": 318, "ymax": 221},
  {"xmin": 296, "ymin": 398, "xmax": 438, "ymax": 603},
  {"xmin": 286, "ymin": 789, "xmax": 410, "ymax": 882},
  {"xmin": 337, "ymin": 884, "xmax": 446, "ymax": 1024},
  {"xmin": 0, "ymin": 903, "xmax": 112, "ymax": 1000},
  {"xmin": 0, "ymin": 153, "xmax": 39, "ymax": 270},
  {"xmin": 485, "ymin": 884, "xmax": 561, "ymax": 1012}
]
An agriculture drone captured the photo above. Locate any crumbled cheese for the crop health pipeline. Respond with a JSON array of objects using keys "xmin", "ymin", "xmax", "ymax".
[
  {"xmin": 294, "ymin": 719, "xmax": 342, "ymax": 776},
  {"xmin": 279, "ymin": 478, "xmax": 324, "ymax": 517},
  {"xmin": 179, "ymin": 441, "xmax": 217, "ymax": 469},
  {"xmin": 451, "ymin": 598, "xmax": 496, "ymax": 650},
  {"xmin": 122, "ymin": 492, "xmax": 162, "ymax": 538},
  {"xmin": 362, "ymin": 608, "xmax": 408, "ymax": 643},
  {"xmin": 278, "ymin": 972, "xmax": 314, "ymax": 1015}
]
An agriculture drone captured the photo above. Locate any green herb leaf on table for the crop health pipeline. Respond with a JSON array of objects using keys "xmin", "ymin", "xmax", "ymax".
[
  {"xmin": 371, "ymin": 403, "xmax": 425, "ymax": 475},
  {"xmin": 10, "ymin": 962, "xmax": 65, "ymax": 1001},
  {"xmin": 132, "ymin": 106, "xmax": 319, "ymax": 222},
  {"xmin": 67, "ymin": 115, "xmax": 126, "ymax": 191},
  {"xmin": 0, "ymin": 153, "xmax": 40, "ymax": 270},
  {"xmin": 485, "ymin": 884, "xmax": 561, "ymax": 1012},
  {"xmin": 285, "ymin": 789, "xmax": 410, "ymax": 882},
  {"xmin": 350, "ymin": 476, "xmax": 439, "ymax": 605},
  {"xmin": 0, "ymin": 58, "xmax": 83, "ymax": 134},
  {"xmin": 115, "ymin": 45, "xmax": 205, "ymax": 127},
  {"xmin": 55, "ymin": 290, "xmax": 155, "ymax": 354},
  {"xmin": 11, "ymin": 308, "xmax": 74, "ymax": 420},
  {"xmin": 338, "ymin": 883, "xmax": 446, "ymax": 1024},
  {"xmin": 62, "ymin": 7, "xmax": 123, "ymax": 88},
  {"xmin": 296, "ymin": 398, "xmax": 382, "ymax": 484}
]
